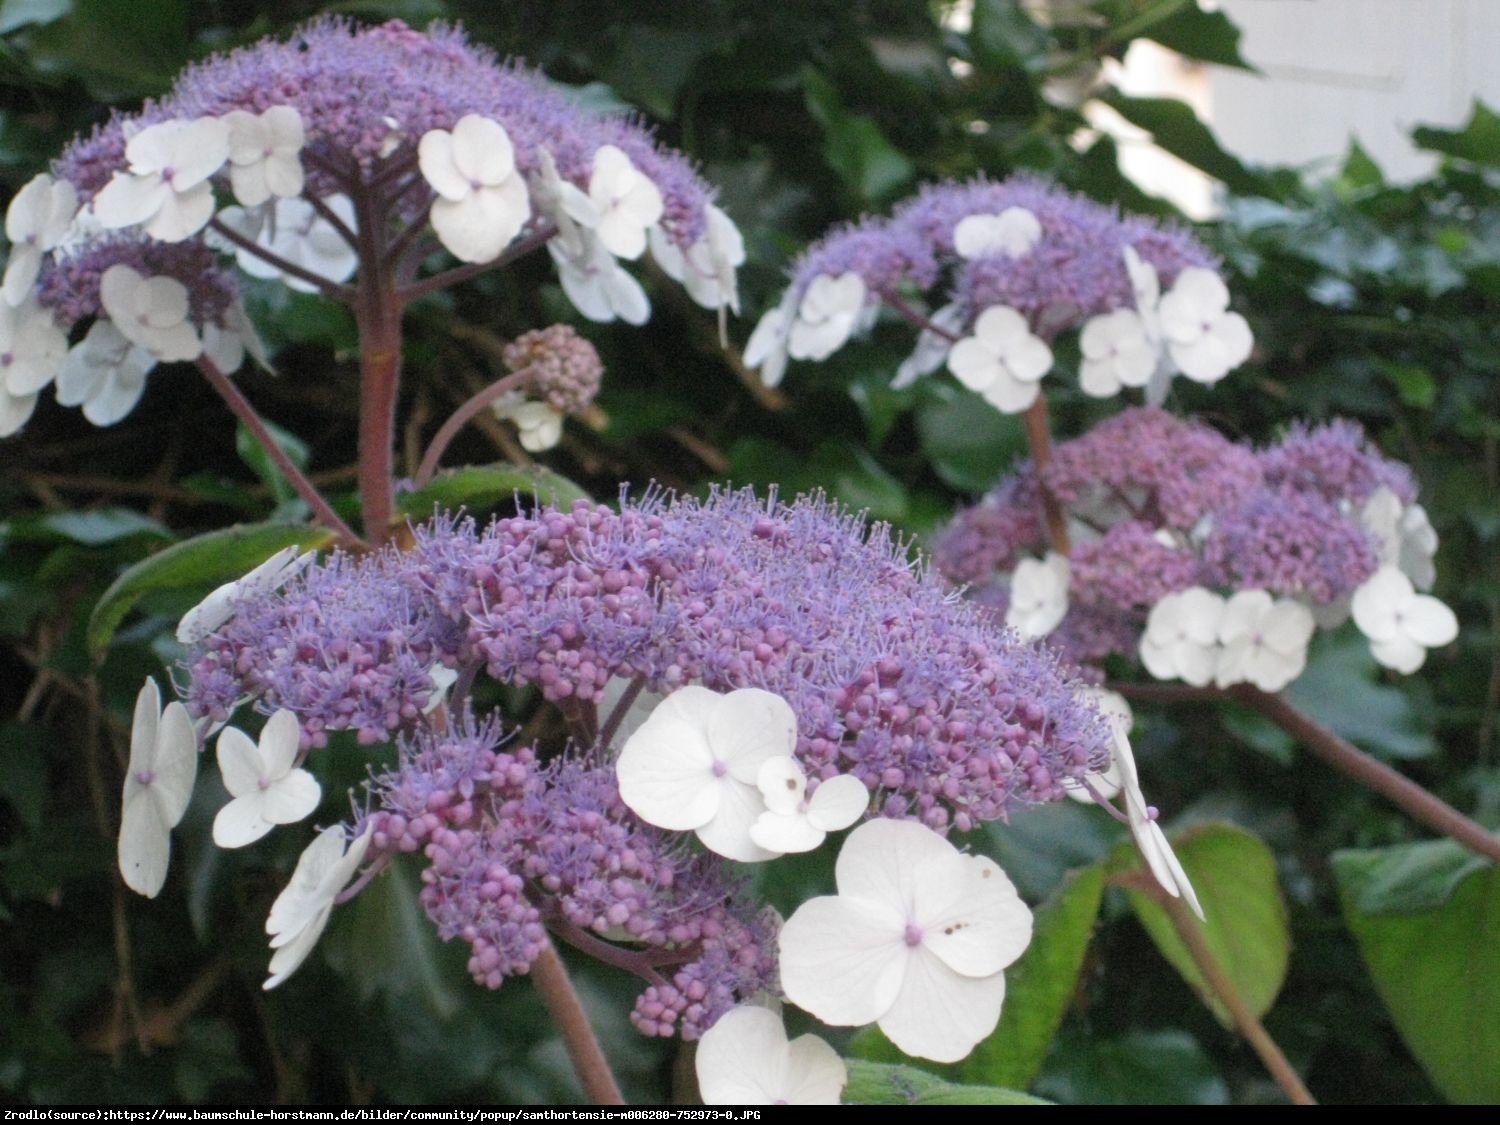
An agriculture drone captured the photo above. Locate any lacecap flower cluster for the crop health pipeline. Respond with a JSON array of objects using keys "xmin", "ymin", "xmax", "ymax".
[
  {"xmin": 1, "ymin": 18, "xmax": 741, "ymax": 436},
  {"xmin": 745, "ymin": 175, "xmax": 1251, "ymax": 410},
  {"xmin": 935, "ymin": 408, "xmax": 1455, "ymax": 689}
]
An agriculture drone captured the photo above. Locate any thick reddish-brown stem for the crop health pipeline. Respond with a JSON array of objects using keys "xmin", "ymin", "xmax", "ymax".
[
  {"xmin": 530, "ymin": 939, "xmax": 626, "ymax": 1105},
  {"xmin": 351, "ymin": 186, "xmax": 405, "ymax": 545},
  {"xmin": 196, "ymin": 357, "xmax": 362, "ymax": 545},
  {"xmin": 1021, "ymin": 393, "xmax": 1070, "ymax": 555},
  {"xmin": 1154, "ymin": 888, "xmax": 1317, "ymax": 1105},
  {"xmin": 1232, "ymin": 686, "xmax": 1500, "ymax": 863}
]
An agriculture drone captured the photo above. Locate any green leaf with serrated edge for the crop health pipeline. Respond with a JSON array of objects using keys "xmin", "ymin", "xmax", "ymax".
[
  {"xmin": 396, "ymin": 464, "xmax": 592, "ymax": 521},
  {"xmin": 1138, "ymin": 4, "xmax": 1256, "ymax": 71},
  {"xmin": 842, "ymin": 1060, "xmax": 1049, "ymax": 1106},
  {"xmin": 1103, "ymin": 93, "xmax": 1264, "ymax": 196},
  {"xmin": 1334, "ymin": 846, "xmax": 1500, "ymax": 1103},
  {"xmin": 1118, "ymin": 823, "xmax": 1289, "ymax": 1028},
  {"xmin": 86, "ymin": 522, "xmax": 335, "ymax": 655},
  {"xmin": 1413, "ymin": 101, "xmax": 1500, "ymax": 168},
  {"xmin": 959, "ymin": 863, "xmax": 1105, "ymax": 1091}
]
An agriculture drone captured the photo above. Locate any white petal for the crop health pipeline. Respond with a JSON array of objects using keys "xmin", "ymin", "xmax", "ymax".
[
  {"xmin": 696, "ymin": 1006, "xmax": 792, "ymax": 1104},
  {"xmin": 92, "ymin": 173, "xmax": 169, "ymax": 230},
  {"xmin": 877, "ymin": 945, "xmax": 1008, "ymax": 1064},
  {"xmin": 781, "ymin": 1032, "xmax": 848, "ymax": 1105},
  {"xmin": 615, "ymin": 686, "xmax": 722, "ymax": 832},
  {"xmin": 449, "ymin": 115, "xmax": 515, "ymax": 185},
  {"xmin": 778, "ymin": 894, "xmax": 909, "ymax": 1026},
  {"xmin": 264, "ymin": 905, "xmax": 330, "ymax": 989},
  {"xmin": 805, "ymin": 774, "xmax": 869, "ymax": 831},
  {"xmin": 141, "ymin": 181, "xmax": 217, "ymax": 243},
  {"xmin": 750, "ymin": 809, "xmax": 826, "ymax": 854},
  {"xmin": 953, "ymin": 207, "xmax": 1041, "ymax": 259},
  {"xmin": 419, "ymin": 129, "xmax": 470, "ymax": 201},
  {"xmin": 1404, "ymin": 594, "xmax": 1459, "ymax": 648},
  {"xmin": 153, "ymin": 702, "xmax": 199, "ymax": 827},
  {"xmin": 216, "ymin": 724, "xmax": 267, "ymax": 798},
  {"xmin": 1371, "ymin": 635, "xmax": 1427, "ymax": 674},
  {"xmin": 709, "ymin": 689, "xmax": 798, "ymax": 783},
  {"xmin": 946, "ymin": 337, "xmax": 999, "ymax": 393},
  {"xmin": 265, "ymin": 825, "xmax": 345, "ymax": 940},
  {"xmin": 756, "ymin": 756, "xmax": 807, "ymax": 814},
  {"xmin": 835, "ymin": 818, "xmax": 957, "ymax": 916},
  {"xmin": 980, "ymin": 368, "xmax": 1042, "ymax": 414},
  {"xmin": 118, "ymin": 791, "xmax": 171, "ymax": 898},
  {"xmin": 917, "ymin": 852, "xmax": 1032, "ymax": 978},
  {"xmin": 696, "ymin": 777, "xmax": 778, "ymax": 862},
  {"xmin": 1351, "ymin": 568, "xmax": 1410, "ymax": 643},
  {"xmin": 429, "ymin": 176, "xmax": 530, "ymax": 264}
]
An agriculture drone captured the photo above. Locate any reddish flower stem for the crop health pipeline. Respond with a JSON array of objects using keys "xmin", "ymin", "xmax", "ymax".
[
  {"xmin": 530, "ymin": 938, "xmax": 627, "ymax": 1106},
  {"xmin": 1021, "ymin": 392, "xmax": 1071, "ymax": 555},
  {"xmin": 196, "ymin": 356, "xmax": 362, "ymax": 546},
  {"xmin": 351, "ymin": 185, "xmax": 405, "ymax": 545},
  {"xmin": 413, "ymin": 365, "xmax": 536, "ymax": 486}
]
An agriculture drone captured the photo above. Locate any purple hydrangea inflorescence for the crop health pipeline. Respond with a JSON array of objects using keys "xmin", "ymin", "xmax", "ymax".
[{"xmin": 935, "ymin": 407, "xmax": 1425, "ymax": 681}]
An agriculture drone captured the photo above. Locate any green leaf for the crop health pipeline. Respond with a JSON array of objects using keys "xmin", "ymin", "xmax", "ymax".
[
  {"xmin": 1034, "ymin": 1028, "xmax": 1229, "ymax": 1105},
  {"xmin": 1119, "ymin": 823, "xmax": 1289, "ymax": 1027},
  {"xmin": 916, "ymin": 384, "xmax": 1027, "ymax": 493},
  {"xmin": 1104, "ymin": 93, "xmax": 1264, "ymax": 195},
  {"xmin": 1413, "ymin": 101, "xmax": 1500, "ymax": 168},
  {"xmin": 968, "ymin": 0, "xmax": 1049, "ymax": 71},
  {"xmin": 1334, "ymin": 845, "xmax": 1500, "ymax": 1103},
  {"xmin": 1334, "ymin": 838, "xmax": 1488, "ymax": 917},
  {"xmin": 86, "ymin": 522, "xmax": 335, "ymax": 654},
  {"xmin": 1339, "ymin": 140, "xmax": 1386, "ymax": 191},
  {"xmin": 802, "ymin": 67, "xmax": 914, "ymax": 205},
  {"xmin": 396, "ymin": 463, "xmax": 592, "ymax": 520},
  {"xmin": 1375, "ymin": 358, "xmax": 1437, "ymax": 409},
  {"xmin": 38, "ymin": 509, "xmax": 171, "ymax": 546},
  {"xmin": 959, "ymin": 863, "xmax": 1106, "ymax": 1091},
  {"xmin": 1139, "ymin": 4, "xmax": 1255, "ymax": 71},
  {"xmin": 842, "ymin": 1060, "xmax": 1049, "ymax": 1106},
  {"xmin": 236, "ymin": 418, "xmax": 309, "ymax": 507}
]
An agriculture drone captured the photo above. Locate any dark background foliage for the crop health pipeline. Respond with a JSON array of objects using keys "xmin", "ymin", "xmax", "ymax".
[{"xmin": 2, "ymin": 0, "xmax": 1495, "ymax": 1104}]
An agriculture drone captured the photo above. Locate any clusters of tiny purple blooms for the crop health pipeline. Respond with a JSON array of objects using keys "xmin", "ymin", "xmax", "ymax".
[
  {"xmin": 934, "ymin": 407, "xmax": 1414, "ymax": 669},
  {"xmin": 784, "ymin": 174, "xmax": 1219, "ymax": 336}
]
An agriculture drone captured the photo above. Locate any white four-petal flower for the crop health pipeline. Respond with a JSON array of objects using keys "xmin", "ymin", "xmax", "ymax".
[
  {"xmin": 616, "ymin": 685, "xmax": 797, "ymax": 862},
  {"xmin": 787, "ymin": 272, "xmax": 866, "ymax": 361},
  {"xmin": 213, "ymin": 710, "xmax": 321, "ymax": 848},
  {"xmin": 217, "ymin": 195, "xmax": 359, "ymax": 294},
  {"xmin": 264, "ymin": 823, "xmax": 372, "ymax": 990},
  {"xmin": 1156, "ymin": 268, "xmax": 1253, "ymax": 385},
  {"xmin": 223, "ymin": 106, "xmax": 306, "ymax": 207},
  {"xmin": 778, "ymin": 818, "xmax": 1033, "ymax": 1063},
  {"xmin": 419, "ymin": 115, "xmax": 532, "ymax": 264},
  {"xmin": 1110, "ymin": 719, "xmax": 1204, "ymax": 918},
  {"xmin": 0, "ymin": 297, "xmax": 67, "ymax": 397},
  {"xmin": 1078, "ymin": 308, "xmax": 1157, "ymax": 397},
  {"xmin": 177, "ymin": 545, "xmax": 314, "ymax": 645},
  {"xmin": 4, "ymin": 173, "xmax": 78, "ymax": 305},
  {"xmin": 891, "ymin": 302, "xmax": 964, "ymax": 390},
  {"xmin": 1351, "ymin": 564, "xmax": 1458, "ymax": 674},
  {"xmin": 744, "ymin": 292, "xmax": 795, "ymax": 387},
  {"xmin": 118, "ymin": 678, "xmax": 199, "ymax": 898},
  {"xmin": 750, "ymin": 758, "xmax": 868, "ymax": 854},
  {"xmin": 1006, "ymin": 551, "xmax": 1071, "ymax": 640},
  {"xmin": 953, "ymin": 207, "xmax": 1042, "ymax": 260},
  {"xmin": 55, "ymin": 319, "xmax": 156, "ymax": 426},
  {"xmin": 696, "ymin": 1006, "xmax": 846, "ymax": 1106},
  {"xmin": 1361, "ymin": 487, "xmax": 1438, "ymax": 592},
  {"xmin": 588, "ymin": 145, "xmax": 664, "ymax": 260},
  {"xmin": 492, "ymin": 393, "xmax": 564, "ymax": 452},
  {"xmin": 93, "ymin": 118, "xmax": 230, "ymax": 242},
  {"xmin": 1214, "ymin": 589, "xmax": 1315, "ymax": 692},
  {"xmin": 98, "ymin": 264, "xmax": 202, "ymax": 362},
  {"xmin": 548, "ymin": 228, "xmax": 650, "ymax": 325},
  {"xmin": 946, "ymin": 304, "xmax": 1052, "ymax": 413},
  {"xmin": 649, "ymin": 203, "xmax": 745, "ymax": 316},
  {"xmin": 1140, "ymin": 586, "xmax": 1226, "ymax": 687}
]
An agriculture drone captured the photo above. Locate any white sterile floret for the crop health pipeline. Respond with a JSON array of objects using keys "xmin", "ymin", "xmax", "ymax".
[
  {"xmin": 1078, "ymin": 308, "xmax": 1158, "ymax": 397},
  {"xmin": 588, "ymin": 145, "xmax": 663, "ymax": 260},
  {"xmin": 778, "ymin": 818, "xmax": 1032, "ymax": 1063},
  {"xmin": 56, "ymin": 319, "xmax": 156, "ymax": 426},
  {"xmin": 223, "ymin": 106, "xmax": 305, "ymax": 207},
  {"xmin": 217, "ymin": 196, "xmax": 359, "ymax": 294},
  {"xmin": 264, "ymin": 823, "xmax": 372, "ymax": 990},
  {"xmin": 1214, "ymin": 589, "xmax": 1315, "ymax": 692},
  {"xmin": 617, "ymin": 686, "xmax": 798, "ymax": 862},
  {"xmin": 649, "ymin": 203, "xmax": 745, "ymax": 315},
  {"xmin": 118, "ymin": 678, "xmax": 199, "ymax": 898},
  {"xmin": 787, "ymin": 272, "xmax": 867, "ymax": 361},
  {"xmin": 1111, "ymin": 724, "xmax": 1203, "ymax": 918},
  {"xmin": 0, "ymin": 297, "xmax": 67, "ymax": 398},
  {"xmin": 1064, "ymin": 688, "xmax": 1129, "ymax": 803},
  {"xmin": 750, "ymin": 758, "xmax": 868, "ymax": 854},
  {"xmin": 177, "ymin": 545, "xmax": 315, "ymax": 645},
  {"xmin": 953, "ymin": 207, "xmax": 1042, "ymax": 260},
  {"xmin": 213, "ymin": 710, "xmax": 320, "ymax": 848},
  {"xmin": 1361, "ymin": 487, "xmax": 1438, "ymax": 591},
  {"xmin": 891, "ymin": 302, "xmax": 964, "ymax": 390},
  {"xmin": 1351, "ymin": 564, "xmax": 1459, "ymax": 674},
  {"xmin": 1006, "ymin": 551, "xmax": 1071, "ymax": 640},
  {"xmin": 696, "ymin": 1006, "xmax": 846, "ymax": 1106},
  {"xmin": 946, "ymin": 305, "xmax": 1053, "ymax": 413},
  {"xmin": 1156, "ymin": 268, "xmax": 1252, "ymax": 385},
  {"xmin": 98, "ymin": 264, "xmax": 202, "ymax": 362},
  {"xmin": 4, "ymin": 173, "xmax": 78, "ymax": 305},
  {"xmin": 548, "ymin": 229, "xmax": 650, "ymax": 325},
  {"xmin": 744, "ymin": 291, "xmax": 795, "ymax": 387},
  {"xmin": 1140, "ymin": 586, "xmax": 1226, "ymax": 687},
  {"xmin": 93, "ymin": 117, "xmax": 230, "ymax": 242},
  {"xmin": 418, "ymin": 115, "xmax": 532, "ymax": 264},
  {"xmin": 0, "ymin": 376, "xmax": 37, "ymax": 437},
  {"xmin": 492, "ymin": 394, "xmax": 564, "ymax": 453}
]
